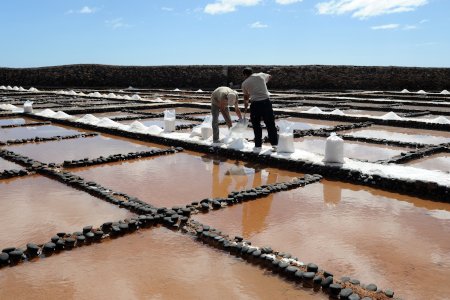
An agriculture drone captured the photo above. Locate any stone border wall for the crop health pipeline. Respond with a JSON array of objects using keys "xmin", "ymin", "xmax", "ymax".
[{"xmin": 1, "ymin": 64, "xmax": 450, "ymax": 90}]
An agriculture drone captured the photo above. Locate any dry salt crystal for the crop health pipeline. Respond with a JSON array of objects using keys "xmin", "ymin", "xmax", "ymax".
[
  {"xmin": 18, "ymin": 87, "xmax": 26, "ymax": 91},
  {"xmin": 28, "ymin": 87, "xmax": 39, "ymax": 92},
  {"xmin": 147, "ymin": 125, "xmax": 164, "ymax": 135},
  {"xmin": 107, "ymin": 93, "xmax": 117, "ymax": 98},
  {"xmin": 417, "ymin": 90, "xmax": 426, "ymax": 94},
  {"xmin": 173, "ymin": 88, "xmax": 181, "ymax": 91},
  {"xmin": 78, "ymin": 92, "xmax": 86, "ymax": 96},
  {"xmin": 401, "ymin": 89, "xmax": 410, "ymax": 93},
  {"xmin": 441, "ymin": 90, "xmax": 450, "ymax": 94},
  {"xmin": 12, "ymin": 86, "xmax": 19, "ymax": 91},
  {"xmin": 305, "ymin": 106, "xmax": 324, "ymax": 114},
  {"xmin": 131, "ymin": 94, "xmax": 142, "ymax": 100},
  {"xmin": 95, "ymin": 117, "xmax": 122, "ymax": 128},
  {"xmin": 330, "ymin": 108, "xmax": 345, "ymax": 115},
  {"xmin": 92, "ymin": 92, "xmax": 102, "ymax": 97},
  {"xmin": 6, "ymin": 86, "xmax": 12, "ymax": 90},
  {"xmin": 0, "ymin": 104, "xmax": 19, "ymax": 110},
  {"xmin": 36, "ymin": 109, "xmax": 56, "ymax": 117},
  {"xmin": 228, "ymin": 138, "xmax": 249, "ymax": 150},
  {"xmin": 123, "ymin": 95, "xmax": 132, "ymax": 100},
  {"xmin": 430, "ymin": 116, "xmax": 450, "ymax": 124},
  {"xmin": 196, "ymin": 89, "xmax": 203, "ymax": 92},
  {"xmin": 0, "ymin": 85, "xmax": 6, "ymax": 90},
  {"xmin": 53, "ymin": 111, "xmax": 73, "ymax": 119},
  {"xmin": 380, "ymin": 111, "xmax": 402, "ymax": 120},
  {"xmin": 76, "ymin": 114, "xmax": 100, "ymax": 124},
  {"xmin": 128, "ymin": 121, "xmax": 148, "ymax": 132}
]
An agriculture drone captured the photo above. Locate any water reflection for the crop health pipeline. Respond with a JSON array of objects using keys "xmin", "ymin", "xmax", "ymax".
[{"xmin": 323, "ymin": 181, "xmax": 342, "ymax": 206}]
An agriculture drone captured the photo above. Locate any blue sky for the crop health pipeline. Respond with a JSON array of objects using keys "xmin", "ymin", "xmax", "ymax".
[{"xmin": 0, "ymin": 0, "xmax": 448, "ymax": 68}]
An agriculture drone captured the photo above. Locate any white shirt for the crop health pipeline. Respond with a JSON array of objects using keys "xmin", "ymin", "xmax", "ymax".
[{"xmin": 241, "ymin": 72, "xmax": 271, "ymax": 102}]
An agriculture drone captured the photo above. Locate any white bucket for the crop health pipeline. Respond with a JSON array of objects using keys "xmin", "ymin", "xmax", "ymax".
[
  {"xmin": 201, "ymin": 126, "xmax": 213, "ymax": 140},
  {"xmin": 277, "ymin": 133, "xmax": 295, "ymax": 153},
  {"xmin": 324, "ymin": 132, "xmax": 344, "ymax": 163},
  {"xmin": 164, "ymin": 118, "xmax": 176, "ymax": 132}
]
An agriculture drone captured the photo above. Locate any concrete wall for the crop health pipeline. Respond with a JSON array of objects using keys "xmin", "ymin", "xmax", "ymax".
[{"xmin": 0, "ymin": 64, "xmax": 449, "ymax": 91}]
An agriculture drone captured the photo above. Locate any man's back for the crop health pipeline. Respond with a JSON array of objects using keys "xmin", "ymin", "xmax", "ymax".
[{"xmin": 241, "ymin": 73, "xmax": 271, "ymax": 102}]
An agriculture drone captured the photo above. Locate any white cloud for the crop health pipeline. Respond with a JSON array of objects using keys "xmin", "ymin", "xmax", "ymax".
[
  {"xmin": 204, "ymin": 0, "xmax": 261, "ymax": 15},
  {"xmin": 105, "ymin": 18, "xmax": 131, "ymax": 29},
  {"xmin": 316, "ymin": 0, "xmax": 428, "ymax": 19},
  {"xmin": 276, "ymin": 0, "xmax": 303, "ymax": 4},
  {"xmin": 419, "ymin": 19, "xmax": 429, "ymax": 23},
  {"xmin": 371, "ymin": 24, "xmax": 399, "ymax": 30},
  {"xmin": 403, "ymin": 25, "xmax": 417, "ymax": 30},
  {"xmin": 250, "ymin": 21, "xmax": 268, "ymax": 28},
  {"xmin": 67, "ymin": 6, "xmax": 97, "ymax": 14},
  {"xmin": 162, "ymin": 7, "xmax": 174, "ymax": 11}
]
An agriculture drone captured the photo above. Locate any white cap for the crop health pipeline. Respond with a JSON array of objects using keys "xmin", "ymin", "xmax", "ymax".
[{"xmin": 227, "ymin": 92, "xmax": 237, "ymax": 105}]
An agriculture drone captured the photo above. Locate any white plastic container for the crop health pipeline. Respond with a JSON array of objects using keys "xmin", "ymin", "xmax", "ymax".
[
  {"xmin": 201, "ymin": 127, "xmax": 213, "ymax": 140},
  {"xmin": 164, "ymin": 109, "xmax": 176, "ymax": 132},
  {"xmin": 23, "ymin": 100, "xmax": 33, "ymax": 113},
  {"xmin": 277, "ymin": 133, "xmax": 295, "ymax": 153},
  {"xmin": 324, "ymin": 132, "xmax": 344, "ymax": 163}
]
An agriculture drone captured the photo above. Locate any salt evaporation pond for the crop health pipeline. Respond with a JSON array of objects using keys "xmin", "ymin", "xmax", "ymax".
[
  {"xmin": 72, "ymin": 152, "xmax": 301, "ymax": 207},
  {"xmin": 195, "ymin": 179, "xmax": 450, "ymax": 300},
  {"xmin": 406, "ymin": 153, "xmax": 450, "ymax": 173},
  {"xmin": 0, "ymin": 117, "xmax": 33, "ymax": 126},
  {"xmin": 341, "ymin": 109, "xmax": 391, "ymax": 117},
  {"xmin": 140, "ymin": 107, "xmax": 211, "ymax": 114},
  {"xmin": 0, "ymin": 125, "xmax": 84, "ymax": 141},
  {"xmin": 276, "ymin": 117, "xmax": 348, "ymax": 130},
  {"xmin": 0, "ymin": 228, "xmax": 324, "ymax": 300},
  {"xmin": 293, "ymin": 137, "xmax": 406, "ymax": 162},
  {"xmin": 5, "ymin": 134, "xmax": 160, "ymax": 164},
  {"xmin": 72, "ymin": 111, "xmax": 142, "ymax": 119},
  {"xmin": 0, "ymin": 158, "xmax": 23, "ymax": 172},
  {"xmin": 120, "ymin": 118, "xmax": 200, "ymax": 128},
  {"xmin": 341, "ymin": 125, "xmax": 450, "ymax": 145},
  {"xmin": 0, "ymin": 175, "xmax": 133, "ymax": 247}
]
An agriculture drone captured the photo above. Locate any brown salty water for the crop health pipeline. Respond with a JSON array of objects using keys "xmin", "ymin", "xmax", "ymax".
[
  {"xmin": 0, "ymin": 175, "xmax": 133, "ymax": 247},
  {"xmin": 341, "ymin": 125, "xmax": 450, "ymax": 145},
  {"xmin": 406, "ymin": 153, "xmax": 450, "ymax": 173},
  {"xmin": 72, "ymin": 152, "xmax": 301, "ymax": 208},
  {"xmin": 0, "ymin": 228, "xmax": 325, "ymax": 300},
  {"xmin": 0, "ymin": 125, "xmax": 83, "ymax": 141},
  {"xmin": 293, "ymin": 136, "xmax": 406, "ymax": 162},
  {"xmin": 195, "ymin": 180, "xmax": 450, "ymax": 300},
  {"xmin": 0, "ymin": 158, "xmax": 23, "ymax": 172},
  {"xmin": 5, "ymin": 135, "xmax": 159, "ymax": 164}
]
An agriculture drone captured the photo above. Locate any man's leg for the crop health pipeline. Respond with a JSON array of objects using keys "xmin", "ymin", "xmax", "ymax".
[
  {"xmin": 250, "ymin": 102, "xmax": 263, "ymax": 147},
  {"xmin": 211, "ymin": 104, "xmax": 220, "ymax": 142},
  {"xmin": 261, "ymin": 100, "xmax": 278, "ymax": 146}
]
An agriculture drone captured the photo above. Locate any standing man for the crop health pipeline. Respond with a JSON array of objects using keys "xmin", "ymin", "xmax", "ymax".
[
  {"xmin": 241, "ymin": 67, "xmax": 278, "ymax": 150},
  {"xmin": 211, "ymin": 86, "xmax": 242, "ymax": 143}
]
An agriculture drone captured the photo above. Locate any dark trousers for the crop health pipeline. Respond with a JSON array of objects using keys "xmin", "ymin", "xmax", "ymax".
[{"xmin": 250, "ymin": 99, "xmax": 278, "ymax": 147}]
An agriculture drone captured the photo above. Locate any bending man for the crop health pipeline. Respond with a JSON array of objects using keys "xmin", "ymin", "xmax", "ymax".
[
  {"xmin": 241, "ymin": 67, "xmax": 278, "ymax": 150},
  {"xmin": 211, "ymin": 86, "xmax": 242, "ymax": 143}
]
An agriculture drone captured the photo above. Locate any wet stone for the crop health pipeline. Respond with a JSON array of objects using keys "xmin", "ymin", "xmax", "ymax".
[
  {"xmin": 321, "ymin": 276, "xmax": 333, "ymax": 288},
  {"xmin": 329, "ymin": 283, "xmax": 343, "ymax": 297},
  {"xmin": 313, "ymin": 276, "xmax": 322, "ymax": 285},
  {"xmin": 307, "ymin": 263, "xmax": 318, "ymax": 273},
  {"xmin": 348, "ymin": 294, "xmax": 361, "ymax": 300},
  {"xmin": 384, "ymin": 289, "xmax": 394, "ymax": 298},
  {"xmin": 26, "ymin": 243, "xmax": 40, "ymax": 256},
  {"xmin": 2, "ymin": 247, "xmax": 16, "ymax": 254},
  {"xmin": 350, "ymin": 279, "xmax": 360, "ymax": 285},
  {"xmin": 341, "ymin": 276, "xmax": 351, "ymax": 283},
  {"xmin": 8, "ymin": 250, "xmax": 24, "ymax": 263},
  {"xmin": 365, "ymin": 284, "xmax": 377, "ymax": 291},
  {"xmin": 340, "ymin": 288, "xmax": 354, "ymax": 298}
]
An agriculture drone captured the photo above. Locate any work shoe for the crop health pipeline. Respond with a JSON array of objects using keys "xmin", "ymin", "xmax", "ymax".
[
  {"xmin": 253, "ymin": 147, "xmax": 262, "ymax": 153},
  {"xmin": 271, "ymin": 146, "xmax": 277, "ymax": 152}
]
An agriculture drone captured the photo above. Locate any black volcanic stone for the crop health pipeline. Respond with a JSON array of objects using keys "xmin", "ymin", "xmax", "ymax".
[
  {"xmin": 26, "ymin": 243, "xmax": 40, "ymax": 256},
  {"xmin": 321, "ymin": 276, "xmax": 333, "ymax": 288},
  {"xmin": 340, "ymin": 288, "xmax": 353, "ymax": 298},
  {"xmin": 0, "ymin": 253, "xmax": 9, "ymax": 266},
  {"xmin": 329, "ymin": 283, "xmax": 342, "ymax": 296},
  {"xmin": 365, "ymin": 283, "xmax": 377, "ymax": 291},
  {"xmin": 306, "ymin": 263, "xmax": 318, "ymax": 273},
  {"xmin": 348, "ymin": 294, "xmax": 361, "ymax": 300}
]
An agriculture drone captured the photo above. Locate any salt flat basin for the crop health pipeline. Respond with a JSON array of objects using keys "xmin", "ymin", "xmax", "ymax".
[
  {"xmin": 0, "ymin": 228, "xmax": 324, "ymax": 300},
  {"xmin": 293, "ymin": 136, "xmax": 406, "ymax": 162},
  {"xmin": 139, "ymin": 107, "xmax": 211, "ymax": 114},
  {"xmin": 278, "ymin": 117, "xmax": 350, "ymax": 129},
  {"xmin": 72, "ymin": 152, "xmax": 301, "ymax": 208},
  {"xmin": 340, "ymin": 125, "xmax": 450, "ymax": 145},
  {"xmin": 0, "ymin": 158, "xmax": 23, "ymax": 172},
  {"xmin": 0, "ymin": 175, "xmax": 133, "ymax": 247},
  {"xmin": 0, "ymin": 117, "xmax": 34, "ymax": 126},
  {"xmin": 341, "ymin": 109, "xmax": 390, "ymax": 117},
  {"xmin": 195, "ymin": 180, "xmax": 450, "ymax": 300},
  {"xmin": 5, "ymin": 134, "xmax": 160, "ymax": 164},
  {"xmin": 72, "ymin": 111, "xmax": 142, "ymax": 119},
  {"xmin": 406, "ymin": 153, "xmax": 450, "ymax": 173},
  {"xmin": 0, "ymin": 125, "xmax": 84, "ymax": 142},
  {"xmin": 119, "ymin": 118, "xmax": 200, "ymax": 128}
]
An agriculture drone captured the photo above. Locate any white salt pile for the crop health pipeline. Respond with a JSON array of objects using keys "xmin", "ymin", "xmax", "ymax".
[
  {"xmin": 430, "ymin": 116, "xmax": 450, "ymax": 124},
  {"xmin": 107, "ymin": 93, "xmax": 117, "ymax": 98},
  {"xmin": 18, "ymin": 87, "xmax": 26, "ymax": 91},
  {"xmin": 305, "ymin": 107, "xmax": 324, "ymax": 114},
  {"xmin": 95, "ymin": 117, "xmax": 123, "ymax": 128},
  {"xmin": 78, "ymin": 92, "xmax": 86, "ymax": 96},
  {"xmin": 0, "ymin": 86, "xmax": 6, "ymax": 90},
  {"xmin": 76, "ymin": 114, "xmax": 100, "ymax": 124},
  {"xmin": 147, "ymin": 125, "xmax": 164, "ymax": 135},
  {"xmin": 0, "ymin": 104, "xmax": 19, "ymax": 111},
  {"xmin": 53, "ymin": 111, "xmax": 73, "ymax": 119},
  {"xmin": 330, "ymin": 109, "xmax": 345, "ymax": 115},
  {"xmin": 123, "ymin": 95, "xmax": 132, "ymax": 100},
  {"xmin": 196, "ymin": 89, "xmax": 203, "ymax": 92},
  {"xmin": 131, "ymin": 94, "xmax": 142, "ymax": 100},
  {"xmin": 68, "ymin": 90, "xmax": 77, "ymax": 96},
  {"xmin": 173, "ymin": 88, "xmax": 181, "ymax": 92},
  {"xmin": 28, "ymin": 87, "xmax": 39, "ymax": 92},
  {"xmin": 128, "ymin": 121, "xmax": 148, "ymax": 133},
  {"xmin": 417, "ymin": 90, "xmax": 426, "ymax": 94},
  {"xmin": 441, "ymin": 90, "xmax": 450, "ymax": 95},
  {"xmin": 401, "ymin": 89, "xmax": 409, "ymax": 93},
  {"xmin": 35, "ymin": 109, "xmax": 57, "ymax": 117},
  {"xmin": 6, "ymin": 86, "xmax": 12, "ymax": 90},
  {"xmin": 380, "ymin": 111, "xmax": 402, "ymax": 120},
  {"xmin": 12, "ymin": 86, "xmax": 19, "ymax": 91},
  {"xmin": 92, "ymin": 92, "xmax": 102, "ymax": 98}
]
